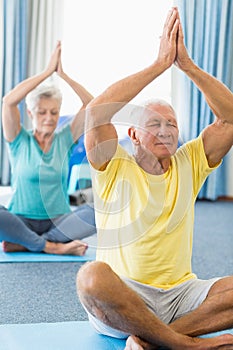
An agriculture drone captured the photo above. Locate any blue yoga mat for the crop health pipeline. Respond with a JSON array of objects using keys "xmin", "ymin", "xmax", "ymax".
[
  {"xmin": 0, "ymin": 321, "xmax": 232, "ymax": 350},
  {"xmin": 0, "ymin": 243, "xmax": 96, "ymax": 263},
  {"xmin": 0, "ymin": 321, "xmax": 126, "ymax": 350}
]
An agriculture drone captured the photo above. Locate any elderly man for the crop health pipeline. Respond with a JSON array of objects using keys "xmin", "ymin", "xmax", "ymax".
[{"xmin": 77, "ymin": 7, "xmax": 233, "ymax": 350}]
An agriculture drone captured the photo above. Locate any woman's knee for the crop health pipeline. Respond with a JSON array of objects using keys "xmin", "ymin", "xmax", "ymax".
[{"xmin": 0, "ymin": 205, "xmax": 7, "ymax": 214}]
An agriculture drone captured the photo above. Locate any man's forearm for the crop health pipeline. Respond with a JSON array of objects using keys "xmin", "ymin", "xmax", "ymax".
[
  {"xmin": 87, "ymin": 60, "xmax": 168, "ymax": 125},
  {"xmin": 183, "ymin": 62, "xmax": 233, "ymax": 124},
  {"xmin": 87, "ymin": 6, "xmax": 179, "ymax": 123}
]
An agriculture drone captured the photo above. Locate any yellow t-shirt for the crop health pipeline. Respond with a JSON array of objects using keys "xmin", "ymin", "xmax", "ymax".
[{"xmin": 91, "ymin": 135, "xmax": 220, "ymax": 290}]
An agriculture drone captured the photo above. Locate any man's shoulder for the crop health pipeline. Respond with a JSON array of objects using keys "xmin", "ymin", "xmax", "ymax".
[{"xmin": 176, "ymin": 135, "xmax": 203, "ymax": 156}]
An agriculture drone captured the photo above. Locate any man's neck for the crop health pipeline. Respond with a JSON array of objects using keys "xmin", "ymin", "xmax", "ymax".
[{"xmin": 134, "ymin": 152, "xmax": 171, "ymax": 175}]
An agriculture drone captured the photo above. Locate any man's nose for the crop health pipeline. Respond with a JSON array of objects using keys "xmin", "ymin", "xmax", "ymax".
[{"xmin": 157, "ymin": 125, "xmax": 171, "ymax": 137}]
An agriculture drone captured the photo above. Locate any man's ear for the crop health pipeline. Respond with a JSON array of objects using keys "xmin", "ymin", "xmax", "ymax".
[{"xmin": 128, "ymin": 127, "xmax": 140, "ymax": 145}]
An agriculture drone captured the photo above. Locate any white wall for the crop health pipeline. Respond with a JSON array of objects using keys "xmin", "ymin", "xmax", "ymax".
[{"xmin": 59, "ymin": 0, "xmax": 172, "ymax": 116}]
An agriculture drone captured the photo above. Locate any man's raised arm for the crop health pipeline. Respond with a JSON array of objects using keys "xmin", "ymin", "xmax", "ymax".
[
  {"xmin": 174, "ymin": 15, "xmax": 233, "ymax": 167},
  {"xmin": 85, "ymin": 7, "xmax": 179, "ymax": 170}
]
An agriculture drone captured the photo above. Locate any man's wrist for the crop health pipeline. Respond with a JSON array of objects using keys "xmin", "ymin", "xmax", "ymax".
[{"xmin": 152, "ymin": 59, "xmax": 171, "ymax": 75}]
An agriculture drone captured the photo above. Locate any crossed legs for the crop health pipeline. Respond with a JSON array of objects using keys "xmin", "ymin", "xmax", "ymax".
[
  {"xmin": 170, "ymin": 276, "xmax": 233, "ymax": 336},
  {"xmin": 2, "ymin": 237, "xmax": 88, "ymax": 256},
  {"xmin": 77, "ymin": 261, "xmax": 233, "ymax": 350},
  {"xmin": 0, "ymin": 206, "xmax": 88, "ymax": 255}
]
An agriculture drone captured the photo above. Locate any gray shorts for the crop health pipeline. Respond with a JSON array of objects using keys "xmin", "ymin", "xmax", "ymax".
[{"xmin": 86, "ymin": 276, "xmax": 220, "ymax": 339}]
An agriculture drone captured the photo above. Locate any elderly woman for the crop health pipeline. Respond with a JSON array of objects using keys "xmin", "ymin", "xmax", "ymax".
[{"xmin": 0, "ymin": 41, "xmax": 96, "ymax": 256}]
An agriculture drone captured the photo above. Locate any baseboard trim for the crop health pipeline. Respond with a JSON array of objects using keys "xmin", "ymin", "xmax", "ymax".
[{"xmin": 217, "ymin": 196, "xmax": 233, "ymax": 201}]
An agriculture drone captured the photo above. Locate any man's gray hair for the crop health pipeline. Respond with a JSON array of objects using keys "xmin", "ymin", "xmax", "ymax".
[
  {"xmin": 141, "ymin": 98, "xmax": 176, "ymax": 114},
  {"xmin": 25, "ymin": 83, "xmax": 62, "ymax": 112},
  {"xmin": 129, "ymin": 98, "xmax": 177, "ymax": 127}
]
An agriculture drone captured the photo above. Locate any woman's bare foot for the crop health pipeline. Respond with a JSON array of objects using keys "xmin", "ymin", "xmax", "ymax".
[
  {"xmin": 2, "ymin": 241, "xmax": 28, "ymax": 252},
  {"xmin": 44, "ymin": 240, "xmax": 88, "ymax": 256},
  {"xmin": 2, "ymin": 240, "xmax": 88, "ymax": 256}
]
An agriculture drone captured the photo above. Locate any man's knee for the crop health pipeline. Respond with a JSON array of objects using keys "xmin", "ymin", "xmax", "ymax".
[
  {"xmin": 208, "ymin": 276, "xmax": 233, "ymax": 297},
  {"xmin": 76, "ymin": 260, "xmax": 113, "ymax": 296}
]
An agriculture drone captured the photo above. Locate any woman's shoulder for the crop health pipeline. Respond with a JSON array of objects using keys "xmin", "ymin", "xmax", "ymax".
[{"xmin": 9, "ymin": 125, "xmax": 30, "ymax": 145}]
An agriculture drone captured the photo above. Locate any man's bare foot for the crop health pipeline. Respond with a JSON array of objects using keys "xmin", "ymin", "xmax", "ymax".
[
  {"xmin": 191, "ymin": 334, "xmax": 233, "ymax": 350},
  {"xmin": 2, "ymin": 241, "xmax": 28, "ymax": 252},
  {"xmin": 124, "ymin": 334, "xmax": 233, "ymax": 350},
  {"xmin": 125, "ymin": 336, "xmax": 156, "ymax": 350},
  {"xmin": 177, "ymin": 334, "xmax": 233, "ymax": 350},
  {"xmin": 44, "ymin": 240, "xmax": 88, "ymax": 256}
]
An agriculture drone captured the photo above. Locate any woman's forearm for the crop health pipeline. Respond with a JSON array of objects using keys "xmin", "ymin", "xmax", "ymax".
[
  {"xmin": 59, "ymin": 71, "xmax": 93, "ymax": 107},
  {"xmin": 2, "ymin": 70, "xmax": 50, "ymax": 106}
]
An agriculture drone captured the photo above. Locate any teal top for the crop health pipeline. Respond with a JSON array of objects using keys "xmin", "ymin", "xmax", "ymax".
[{"xmin": 7, "ymin": 124, "xmax": 74, "ymax": 219}]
